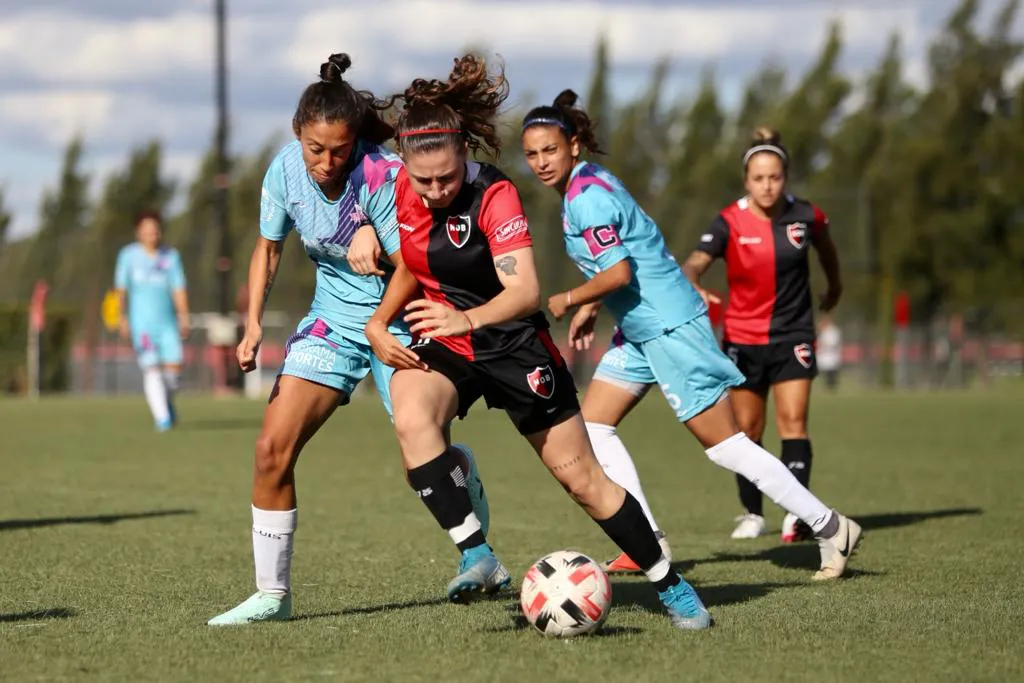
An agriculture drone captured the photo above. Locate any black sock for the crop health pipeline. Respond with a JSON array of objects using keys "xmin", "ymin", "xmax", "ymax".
[
  {"xmin": 781, "ymin": 439, "xmax": 813, "ymax": 489},
  {"xmin": 736, "ymin": 440, "xmax": 764, "ymax": 515},
  {"xmin": 407, "ymin": 446, "xmax": 485, "ymax": 552},
  {"xmin": 596, "ymin": 493, "xmax": 679, "ymax": 592}
]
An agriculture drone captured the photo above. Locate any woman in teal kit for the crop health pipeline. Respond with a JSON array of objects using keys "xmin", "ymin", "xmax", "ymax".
[
  {"xmin": 208, "ymin": 54, "xmax": 487, "ymax": 626},
  {"xmin": 520, "ymin": 90, "xmax": 862, "ymax": 584}
]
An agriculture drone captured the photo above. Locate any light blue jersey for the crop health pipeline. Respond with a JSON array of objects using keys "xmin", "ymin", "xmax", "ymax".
[
  {"xmin": 261, "ymin": 139, "xmax": 406, "ymax": 407},
  {"xmin": 115, "ymin": 244, "xmax": 186, "ymax": 331},
  {"xmin": 561, "ymin": 162, "xmax": 743, "ymax": 422},
  {"xmin": 115, "ymin": 244, "xmax": 186, "ymax": 367},
  {"xmin": 562, "ymin": 162, "xmax": 706, "ymax": 343},
  {"xmin": 260, "ymin": 139, "xmax": 404, "ymax": 342}
]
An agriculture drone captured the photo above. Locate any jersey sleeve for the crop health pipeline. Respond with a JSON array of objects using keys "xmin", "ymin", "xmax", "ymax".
[
  {"xmin": 479, "ymin": 180, "xmax": 532, "ymax": 256},
  {"xmin": 568, "ymin": 189, "xmax": 630, "ymax": 271},
  {"xmin": 168, "ymin": 249, "xmax": 187, "ymax": 290},
  {"xmin": 696, "ymin": 214, "xmax": 730, "ymax": 258},
  {"xmin": 361, "ymin": 175, "xmax": 400, "ymax": 256},
  {"xmin": 811, "ymin": 204, "xmax": 830, "ymax": 242},
  {"xmin": 259, "ymin": 154, "xmax": 293, "ymax": 241},
  {"xmin": 114, "ymin": 247, "xmax": 130, "ymax": 289}
]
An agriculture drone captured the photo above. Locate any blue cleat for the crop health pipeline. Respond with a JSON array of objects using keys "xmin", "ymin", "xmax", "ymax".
[
  {"xmin": 446, "ymin": 545, "xmax": 511, "ymax": 604},
  {"xmin": 207, "ymin": 591, "xmax": 292, "ymax": 626},
  {"xmin": 659, "ymin": 577, "xmax": 712, "ymax": 630},
  {"xmin": 156, "ymin": 418, "xmax": 174, "ymax": 432},
  {"xmin": 453, "ymin": 443, "xmax": 489, "ymax": 537}
]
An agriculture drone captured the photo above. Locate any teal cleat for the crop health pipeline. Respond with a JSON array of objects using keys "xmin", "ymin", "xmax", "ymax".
[
  {"xmin": 156, "ymin": 418, "xmax": 174, "ymax": 433},
  {"xmin": 452, "ymin": 443, "xmax": 489, "ymax": 538},
  {"xmin": 207, "ymin": 591, "xmax": 292, "ymax": 626},
  {"xmin": 659, "ymin": 578, "xmax": 712, "ymax": 630},
  {"xmin": 446, "ymin": 545, "xmax": 511, "ymax": 604}
]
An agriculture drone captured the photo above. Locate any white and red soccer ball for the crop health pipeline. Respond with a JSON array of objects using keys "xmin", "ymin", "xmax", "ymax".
[{"xmin": 520, "ymin": 550, "xmax": 612, "ymax": 637}]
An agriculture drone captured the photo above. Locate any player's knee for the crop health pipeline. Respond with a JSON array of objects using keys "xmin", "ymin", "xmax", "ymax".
[
  {"xmin": 392, "ymin": 405, "xmax": 438, "ymax": 448},
  {"xmin": 253, "ymin": 434, "xmax": 291, "ymax": 484},
  {"xmin": 557, "ymin": 464, "xmax": 606, "ymax": 508},
  {"xmin": 775, "ymin": 411, "xmax": 808, "ymax": 438}
]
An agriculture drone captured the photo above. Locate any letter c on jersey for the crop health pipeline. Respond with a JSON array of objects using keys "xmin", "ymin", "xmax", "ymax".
[
  {"xmin": 527, "ymin": 365, "xmax": 555, "ymax": 399},
  {"xmin": 446, "ymin": 215, "xmax": 472, "ymax": 248},
  {"xmin": 583, "ymin": 224, "xmax": 622, "ymax": 257}
]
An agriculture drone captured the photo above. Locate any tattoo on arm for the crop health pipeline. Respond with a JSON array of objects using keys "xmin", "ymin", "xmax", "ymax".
[
  {"xmin": 550, "ymin": 454, "xmax": 583, "ymax": 472},
  {"xmin": 495, "ymin": 255, "xmax": 518, "ymax": 276},
  {"xmin": 263, "ymin": 269, "xmax": 276, "ymax": 305}
]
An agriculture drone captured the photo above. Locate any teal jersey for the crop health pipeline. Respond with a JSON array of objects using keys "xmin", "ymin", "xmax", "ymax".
[
  {"xmin": 260, "ymin": 139, "xmax": 403, "ymax": 340},
  {"xmin": 114, "ymin": 243, "xmax": 186, "ymax": 330},
  {"xmin": 562, "ymin": 161, "xmax": 706, "ymax": 342}
]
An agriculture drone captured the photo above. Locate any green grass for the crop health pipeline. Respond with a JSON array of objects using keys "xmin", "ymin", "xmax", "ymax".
[{"xmin": 1, "ymin": 388, "xmax": 1022, "ymax": 682}]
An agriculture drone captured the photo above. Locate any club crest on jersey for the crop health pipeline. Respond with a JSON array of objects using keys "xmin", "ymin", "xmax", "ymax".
[
  {"xmin": 786, "ymin": 222, "xmax": 808, "ymax": 249},
  {"xmin": 794, "ymin": 343, "xmax": 814, "ymax": 369},
  {"xmin": 446, "ymin": 215, "xmax": 472, "ymax": 248},
  {"xmin": 526, "ymin": 365, "xmax": 555, "ymax": 399}
]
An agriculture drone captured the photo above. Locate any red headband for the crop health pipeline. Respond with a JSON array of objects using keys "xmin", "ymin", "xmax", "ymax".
[{"xmin": 397, "ymin": 128, "xmax": 462, "ymax": 137}]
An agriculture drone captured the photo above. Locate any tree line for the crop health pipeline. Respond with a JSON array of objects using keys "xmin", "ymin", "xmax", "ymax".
[{"xmin": 0, "ymin": 0, "xmax": 1020, "ymax": 350}]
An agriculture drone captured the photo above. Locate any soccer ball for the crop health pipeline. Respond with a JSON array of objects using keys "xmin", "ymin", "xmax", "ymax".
[{"xmin": 520, "ymin": 550, "xmax": 612, "ymax": 637}]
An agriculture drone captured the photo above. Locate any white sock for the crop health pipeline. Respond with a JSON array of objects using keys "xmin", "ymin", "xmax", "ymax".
[
  {"xmin": 586, "ymin": 422, "xmax": 660, "ymax": 532},
  {"xmin": 252, "ymin": 506, "xmax": 296, "ymax": 596},
  {"xmin": 143, "ymin": 368, "xmax": 171, "ymax": 424},
  {"xmin": 706, "ymin": 433, "xmax": 832, "ymax": 532}
]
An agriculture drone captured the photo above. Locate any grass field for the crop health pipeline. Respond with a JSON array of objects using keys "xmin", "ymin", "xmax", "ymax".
[{"xmin": 1, "ymin": 387, "xmax": 1022, "ymax": 682}]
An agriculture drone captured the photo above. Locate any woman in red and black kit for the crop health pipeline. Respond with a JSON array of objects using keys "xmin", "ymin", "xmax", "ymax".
[
  {"xmin": 683, "ymin": 127, "xmax": 843, "ymax": 543},
  {"xmin": 366, "ymin": 54, "xmax": 712, "ymax": 630}
]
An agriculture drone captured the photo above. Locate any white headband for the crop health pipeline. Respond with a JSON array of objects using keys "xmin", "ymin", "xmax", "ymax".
[{"xmin": 743, "ymin": 144, "xmax": 788, "ymax": 167}]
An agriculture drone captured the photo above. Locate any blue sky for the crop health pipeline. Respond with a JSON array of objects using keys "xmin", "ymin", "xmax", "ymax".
[{"xmin": 0, "ymin": 0, "xmax": 1018, "ymax": 239}]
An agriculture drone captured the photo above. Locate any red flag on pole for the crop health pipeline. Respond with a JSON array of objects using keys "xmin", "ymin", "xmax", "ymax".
[{"xmin": 29, "ymin": 280, "xmax": 49, "ymax": 333}]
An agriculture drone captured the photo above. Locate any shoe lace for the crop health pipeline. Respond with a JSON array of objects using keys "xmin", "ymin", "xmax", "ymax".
[{"xmin": 661, "ymin": 582, "xmax": 699, "ymax": 615}]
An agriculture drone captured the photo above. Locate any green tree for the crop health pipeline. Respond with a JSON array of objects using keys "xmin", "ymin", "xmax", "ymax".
[{"xmin": 18, "ymin": 138, "xmax": 89, "ymax": 300}]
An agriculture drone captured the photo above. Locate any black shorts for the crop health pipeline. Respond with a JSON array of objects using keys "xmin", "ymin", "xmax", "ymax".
[
  {"xmin": 722, "ymin": 339, "xmax": 817, "ymax": 392},
  {"xmin": 411, "ymin": 331, "xmax": 580, "ymax": 435}
]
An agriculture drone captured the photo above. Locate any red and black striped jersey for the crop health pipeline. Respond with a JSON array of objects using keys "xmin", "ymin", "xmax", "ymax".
[
  {"xmin": 698, "ymin": 195, "xmax": 829, "ymax": 345},
  {"xmin": 395, "ymin": 161, "xmax": 548, "ymax": 361}
]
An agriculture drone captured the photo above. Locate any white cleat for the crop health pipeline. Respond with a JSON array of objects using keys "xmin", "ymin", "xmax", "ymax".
[
  {"xmin": 730, "ymin": 513, "xmax": 766, "ymax": 539},
  {"xmin": 814, "ymin": 513, "xmax": 863, "ymax": 581}
]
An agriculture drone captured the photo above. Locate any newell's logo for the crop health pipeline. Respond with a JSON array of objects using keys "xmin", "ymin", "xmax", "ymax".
[
  {"xmin": 794, "ymin": 343, "xmax": 814, "ymax": 369},
  {"xmin": 526, "ymin": 365, "xmax": 555, "ymax": 399},
  {"xmin": 786, "ymin": 222, "xmax": 808, "ymax": 249},
  {"xmin": 494, "ymin": 215, "xmax": 528, "ymax": 243},
  {"xmin": 446, "ymin": 215, "xmax": 472, "ymax": 248}
]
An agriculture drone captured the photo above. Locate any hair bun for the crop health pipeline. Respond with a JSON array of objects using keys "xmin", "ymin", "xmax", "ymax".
[
  {"xmin": 751, "ymin": 126, "xmax": 781, "ymax": 146},
  {"xmin": 320, "ymin": 53, "xmax": 352, "ymax": 83},
  {"xmin": 553, "ymin": 89, "xmax": 579, "ymax": 109}
]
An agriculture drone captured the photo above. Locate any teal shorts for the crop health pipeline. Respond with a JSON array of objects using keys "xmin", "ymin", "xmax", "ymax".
[
  {"xmin": 593, "ymin": 315, "xmax": 745, "ymax": 422},
  {"xmin": 132, "ymin": 324, "xmax": 183, "ymax": 368},
  {"xmin": 278, "ymin": 315, "xmax": 408, "ymax": 416}
]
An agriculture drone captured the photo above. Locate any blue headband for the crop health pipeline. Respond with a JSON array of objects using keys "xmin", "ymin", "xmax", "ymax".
[{"xmin": 523, "ymin": 116, "xmax": 575, "ymax": 134}]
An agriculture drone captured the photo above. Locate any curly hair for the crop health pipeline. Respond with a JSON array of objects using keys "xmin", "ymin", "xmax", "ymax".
[{"xmin": 390, "ymin": 54, "xmax": 510, "ymax": 157}]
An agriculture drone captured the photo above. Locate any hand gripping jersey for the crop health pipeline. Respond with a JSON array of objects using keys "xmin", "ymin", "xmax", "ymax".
[
  {"xmin": 114, "ymin": 243, "xmax": 186, "ymax": 331},
  {"xmin": 259, "ymin": 139, "xmax": 403, "ymax": 341},
  {"xmin": 395, "ymin": 161, "xmax": 547, "ymax": 360},
  {"xmin": 561, "ymin": 162, "xmax": 706, "ymax": 342},
  {"xmin": 697, "ymin": 195, "xmax": 829, "ymax": 345}
]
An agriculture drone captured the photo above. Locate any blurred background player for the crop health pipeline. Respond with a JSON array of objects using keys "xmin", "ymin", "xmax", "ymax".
[
  {"xmin": 522, "ymin": 93, "xmax": 860, "ymax": 582},
  {"xmin": 817, "ymin": 314, "xmax": 843, "ymax": 392},
  {"xmin": 114, "ymin": 211, "xmax": 190, "ymax": 432},
  {"xmin": 367, "ymin": 55, "xmax": 713, "ymax": 630},
  {"xmin": 208, "ymin": 54, "xmax": 487, "ymax": 626},
  {"xmin": 682, "ymin": 127, "xmax": 843, "ymax": 542}
]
